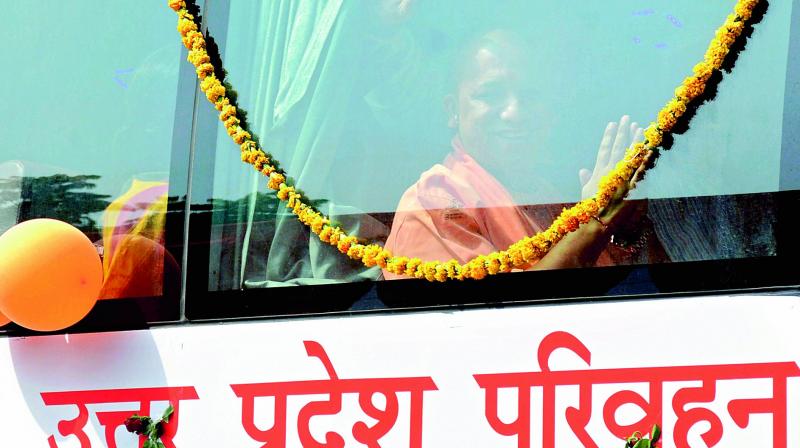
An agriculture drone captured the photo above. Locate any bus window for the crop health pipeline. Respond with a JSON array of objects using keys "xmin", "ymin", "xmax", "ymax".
[
  {"xmin": 0, "ymin": 2, "xmax": 195, "ymax": 331},
  {"xmin": 179, "ymin": 1, "xmax": 800, "ymax": 319}
]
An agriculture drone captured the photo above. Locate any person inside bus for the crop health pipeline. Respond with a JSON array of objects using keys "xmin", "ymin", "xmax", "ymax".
[{"xmin": 383, "ymin": 29, "xmax": 666, "ymax": 279}]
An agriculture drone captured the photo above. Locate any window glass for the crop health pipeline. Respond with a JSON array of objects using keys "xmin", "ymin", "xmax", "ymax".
[
  {"xmin": 188, "ymin": 0, "xmax": 798, "ymax": 316},
  {"xmin": 0, "ymin": 3, "xmax": 189, "ymax": 319}
]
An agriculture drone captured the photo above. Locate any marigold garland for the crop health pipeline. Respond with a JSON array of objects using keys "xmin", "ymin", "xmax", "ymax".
[{"xmin": 168, "ymin": 0, "xmax": 761, "ymax": 281}]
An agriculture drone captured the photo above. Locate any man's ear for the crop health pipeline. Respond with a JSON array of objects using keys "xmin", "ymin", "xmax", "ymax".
[{"xmin": 444, "ymin": 94, "xmax": 458, "ymax": 129}]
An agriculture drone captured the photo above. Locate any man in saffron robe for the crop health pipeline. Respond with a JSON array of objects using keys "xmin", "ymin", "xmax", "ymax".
[{"xmin": 384, "ymin": 30, "xmax": 662, "ymax": 279}]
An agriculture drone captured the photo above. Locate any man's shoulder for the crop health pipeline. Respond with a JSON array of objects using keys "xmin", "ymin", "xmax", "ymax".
[{"xmin": 397, "ymin": 163, "xmax": 478, "ymax": 212}]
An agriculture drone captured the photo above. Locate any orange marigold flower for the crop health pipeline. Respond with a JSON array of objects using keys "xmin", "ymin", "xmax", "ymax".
[
  {"xmin": 347, "ymin": 244, "xmax": 365, "ymax": 260},
  {"xmin": 337, "ymin": 236, "xmax": 357, "ymax": 254},
  {"xmin": 468, "ymin": 257, "xmax": 487, "ymax": 280},
  {"xmin": 196, "ymin": 63, "xmax": 214, "ymax": 79},
  {"xmin": 206, "ymin": 84, "xmax": 226, "ymax": 104},
  {"xmin": 376, "ymin": 250, "xmax": 392, "ymax": 269},
  {"xmin": 319, "ymin": 227, "xmax": 335, "ymax": 244},
  {"xmin": 182, "ymin": 31, "xmax": 204, "ymax": 50},
  {"xmin": 362, "ymin": 245, "xmax": 382, "ymax": 267},
  {"xmin": 168, "ymin": 0, "xmax": 185, "ymax": 11},
  {"xmin": 267, "ymin": 172, "xmax": 285, "ymax": 190}
]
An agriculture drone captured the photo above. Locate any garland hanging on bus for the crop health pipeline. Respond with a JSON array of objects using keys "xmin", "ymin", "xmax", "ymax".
[{"xmin": 166, "ymin": 0, "xmax": 762, "ymax": 282}]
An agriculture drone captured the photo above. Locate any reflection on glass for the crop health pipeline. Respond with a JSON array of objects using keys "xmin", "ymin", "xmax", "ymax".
[
  {"xmin": 0, "ymin": 3, "xmax": 185, "ymax": 300},
  {"xmin": 99, "ymin": 178, "xmax": 177, "ymax": 299},
  {"xmin": 199, "ymin": 1, "xmax": 791, "ymax": 291}
]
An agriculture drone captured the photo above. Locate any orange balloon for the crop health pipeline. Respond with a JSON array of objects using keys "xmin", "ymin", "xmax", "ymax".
[
  {"xmin": 0, "ymin": 311, "xmax": 9, "ymax": 327},
  {"xmin": 0, "ymin": 219, "xmax": 101, "ymax": 331}
]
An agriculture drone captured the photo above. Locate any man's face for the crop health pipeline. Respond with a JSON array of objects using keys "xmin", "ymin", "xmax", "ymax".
[{"xmin": 452, "ymin": 43, "xmax": 539, "ymax": 177}]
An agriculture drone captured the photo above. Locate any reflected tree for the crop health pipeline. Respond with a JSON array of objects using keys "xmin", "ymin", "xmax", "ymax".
[{"xmin": 0, "ymin": 174, "xmax": 111, "ymax": 234}]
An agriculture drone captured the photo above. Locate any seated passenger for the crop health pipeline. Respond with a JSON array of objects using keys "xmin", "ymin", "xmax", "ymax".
[{"xmin": 384, "ymin": 30, "xmax": 664, "ymax": 279}]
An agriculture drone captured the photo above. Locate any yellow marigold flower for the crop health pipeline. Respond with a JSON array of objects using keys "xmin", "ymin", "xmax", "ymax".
[
  {"xmin": 665, "ymin": 98, "xmax": 688, "ymax": 118},
  {"xmin": 329, "ymin": 228, "xmax": 343, "ymax": 246},
  {"xmin": 233, "ymin": 130, "xmax": 252, "ymax": 145},
  {"xmin": 735, "ymin": 0, "xmax": 758, "ymax": 20},
  {"xmin": 508, "ymin": 246, "xmax": 524, "ymax": 268},
  {"xmin": 188, "ymin": 49, "xmax": 210, "ymax": 66},
  {"xmin": 644, "ymin": 123, "xmax": 664, "ymax": 148},
  {"xmin": 214, "ymin": 97, "xmax": 230, "ymax": 112},
  {"xmin": 434, "ymin": 264, "xmax": 448, "ymax": 282},
  {"xmin": 419, "ymin": 261, "xmax": 436, "ymax": 281},
  {"xmin": 360, "ymin": 245, "xmax": 381, "ymax": 267},
  {"xmin": 292, "ymin": 201, "xmax": 305, "ymax": 215},
  {"xmin": 520, "ymin": 239, "xmax": 536, "ymax": 262},
  {"xmin": 220, "ymin": 105, "xmax": 237, "ymax": 122},
  {"xmin": 253, "ymin": 155, "xmax": 270, "ymax": 171},
  {"xmin": 727, "ymin": 18, "xmax": 745, "ymax": 37},
  {"xmin": 692, "ymin": 62, "xmax": 714, "ymax": 81},
  {"xmin": 311, "ymin": 216, "xmax": 328, "ymax": 234},
  {"xmin": 445, "ymin": 260, "xmax": 460, "ymax": 279},
  {"xmin": 267, "ymin": 172, "xmax": 285, "ymax": 190},
  {"xmin": 287, "ymin": 192, "xmax": 301, "ymax": 209},
  {"xmin": 389, "ymin": 256, "xmax": 409, "ymax": 275},
  {"xmin": 705, "ymin": 41, "xmax": 729, "ymax": 69},
  {"xmin": 485, "ymin": 254, "xmax": 501, "ymax": 275},
  {"xmin": 657, "ymin": 108, "xmax": 678, "ymax": 132},
  {"xmin": 347, "ymin": 244, "xmax": 365, "ymax": 260},
  {"xmin": 405, "ymin": 258, "xmax": 423, "ymax": 277},
  {"xmin": 168, "ymin": 0, "xmax": 185, "ymax": 11},
  {"xmin": 206, "ymin": 84, "xmax": 226, "ymax": 104},
  {"xmin": 715, "ymin": 27, "xmax": 737, "ymax": 47},
  {"xmin": 276, "ymin": 184, "xmax": 293, "ymax": 201},
  {"xmin": 224, "ymin": 116, "xmax": 240, "ymax": 130},
  {"xmin": 199, "ymin": 75, "xmax": 218, "ymax": 93},
  {"xmin": 240, "ymin": 141, "xmax": 256, "ymax": 153},
  {"xmin": 177, "ymin": 18, "xmax": 198, "ymax": 37}
]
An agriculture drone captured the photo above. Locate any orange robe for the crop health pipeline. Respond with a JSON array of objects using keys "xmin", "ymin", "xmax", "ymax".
[{"xmin": 384, "ymin": 140, "xmax": 548, "ymax": 279}]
